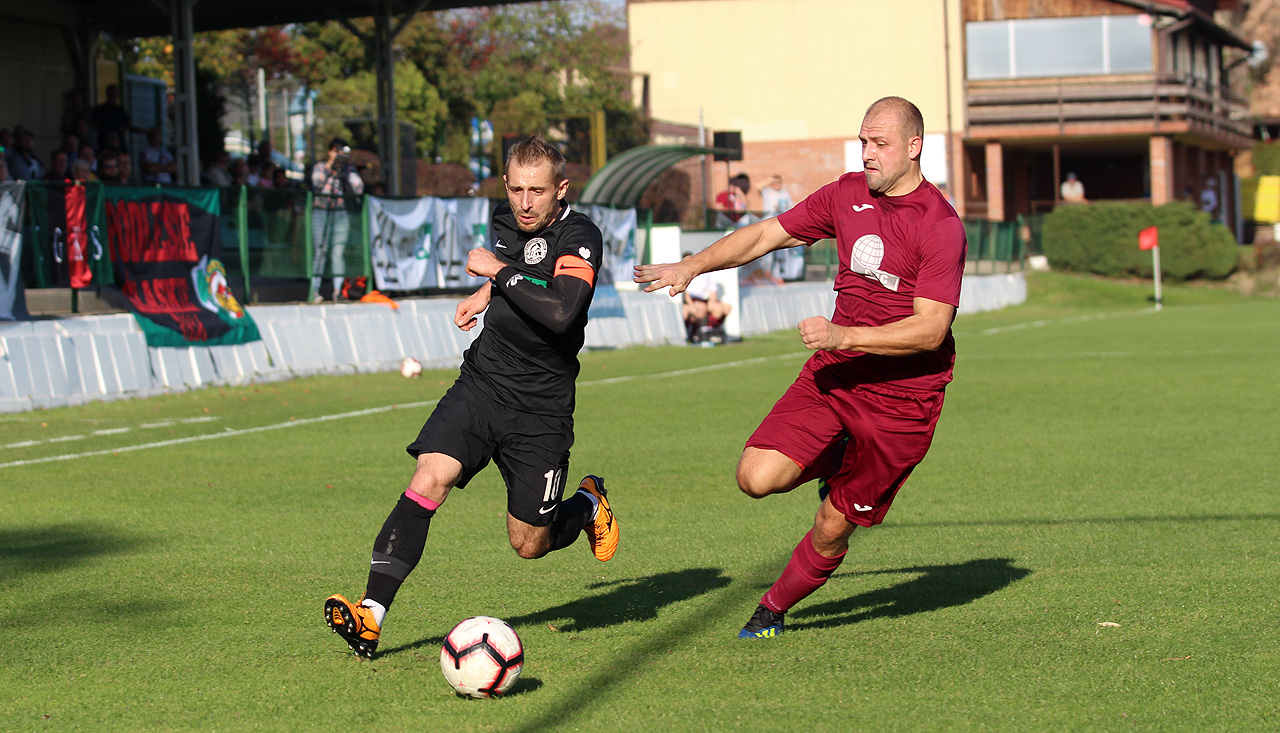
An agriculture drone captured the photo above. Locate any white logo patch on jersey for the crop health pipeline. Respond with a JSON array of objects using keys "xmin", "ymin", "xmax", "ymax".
[
  {"xmin": 506, "ymin": 274, "xmax": 523, "ymax": 288},
  {"xmin": 578, "ymin": 247, "xmax": 592, "ymax": 262},
  {"xmin": 495, "ymin": 239, "xmax": 507, "ymax": 249},
  {"xmin": 852, "ymin": 204, "xmax": 875, "ymax": 212},
  {"xmin": 524, "ymin": 238, "xmax": 548, "ymax": 264},
  {"xmin": 849, "ymin": 234, "xmax": 901, "ymax": 292}
]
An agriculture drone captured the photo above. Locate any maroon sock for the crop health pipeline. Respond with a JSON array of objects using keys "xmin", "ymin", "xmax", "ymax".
[{"xmin": 760, "ymin": 531, "xmax": 846, "ymax": 613}]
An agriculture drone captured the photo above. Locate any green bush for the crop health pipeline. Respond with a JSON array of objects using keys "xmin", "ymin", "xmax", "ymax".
[
  {"xmin": 1252, "ymin": 140, "xmax": 1280, "ymax": 176},
  {"xmin": 1041, "ymin": 201, "xmax": 1237, "ymax": 280}
]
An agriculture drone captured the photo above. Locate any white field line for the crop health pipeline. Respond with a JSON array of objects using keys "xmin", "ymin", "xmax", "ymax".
[
  {"xmin": 3, "ymin": 417, "xmax": 224, "ymax": 451},
  {"xmin": 962, "ymin": 347, "xmax": 1280, "ymax": 361},
  {"xmin": 0, "ymin": 353, "xmax": 807, "ymax": 471},
  {"xmin": 975, "ymin": 307, "xmax": 1158, "ymax": 336}
]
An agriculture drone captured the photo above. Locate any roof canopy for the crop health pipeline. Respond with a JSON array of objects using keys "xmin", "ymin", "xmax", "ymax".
[
  {"xmin": 578, "ymin": 145, "xmax": 728, "ymax": 209},
  {"xmin": 2, "ymin": 0, "xmax": 524, "ymax": 38}
]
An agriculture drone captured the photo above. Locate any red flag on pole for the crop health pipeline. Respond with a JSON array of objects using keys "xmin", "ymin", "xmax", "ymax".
[{"xmin": 1138, "ymin": 226, "xmax": 1159, "ymax": 251}]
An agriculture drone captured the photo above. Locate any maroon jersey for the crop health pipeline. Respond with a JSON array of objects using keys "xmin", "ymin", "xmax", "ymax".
[{"xmin": 777, "ymin": 173, "xmax": 966, "ymax": 392}]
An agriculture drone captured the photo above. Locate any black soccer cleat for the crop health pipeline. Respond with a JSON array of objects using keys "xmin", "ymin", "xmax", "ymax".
[{"xmin": 739, "ymin": 604, "xmax": 785, "ymax": 639}]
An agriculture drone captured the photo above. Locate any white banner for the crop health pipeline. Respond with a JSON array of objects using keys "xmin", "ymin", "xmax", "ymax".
[
  {"xmin": 368, "ymin": 196, "xmax": 492, "ymax": 291},
  {"xmin": 580, "ymin": 204, "xmax": 637, "ymax": 289},
  {"xmin": 580, "ymin": 204, "xmax": 637, "ymax": 319},
  {"xmin": 369, "ymin": 197, "xmax": 637, "ymax": 295},
  {"xmin": 0, "ymin": 182, "xmax": 26, "ymax": 320}
]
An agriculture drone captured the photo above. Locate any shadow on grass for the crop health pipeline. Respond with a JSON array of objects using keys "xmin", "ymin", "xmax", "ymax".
[
  {"xmin": 379, "ymin": 567, "xmax": 731, "ymax": 658},
  {"xmin": 0, "ymin": 523, "xmax": 150, "ymax": 584},
  {"xmin": 789, "ymin": 557, "xmax": 1030, "ymax": 631}
]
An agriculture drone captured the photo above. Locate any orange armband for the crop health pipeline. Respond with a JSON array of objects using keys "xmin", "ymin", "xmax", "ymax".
[{"xmin": 553, "ymin": 254, "xmax": 595, "ymax": 285}]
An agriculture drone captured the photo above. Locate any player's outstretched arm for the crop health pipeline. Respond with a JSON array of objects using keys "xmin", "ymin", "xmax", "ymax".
[
  {"xmin": 798, "ymin": 297, "xmax": 956, "ymax": 355},
  {"xmin": 634, "ymin": 218, "xmax": 805, "ymax": 297}
]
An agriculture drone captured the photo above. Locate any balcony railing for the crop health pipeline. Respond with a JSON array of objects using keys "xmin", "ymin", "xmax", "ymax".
[{"xmin": 966, "ymin": 75, "xmax": 1253, "ymax": 140}]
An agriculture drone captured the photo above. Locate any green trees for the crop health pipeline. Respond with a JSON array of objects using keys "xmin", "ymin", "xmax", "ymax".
[
  {"xmin": 102, "ymin": 1, "xmax": 645, "ymax": 175},
  {"xmin": 295, "ymin": 1, "xmax": 644, "ymax": 170}
]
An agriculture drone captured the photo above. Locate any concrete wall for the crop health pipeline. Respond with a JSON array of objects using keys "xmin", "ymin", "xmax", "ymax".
[{"xmin": 0, "ymin": 274, "xmax": 1024, "ymax": 413}]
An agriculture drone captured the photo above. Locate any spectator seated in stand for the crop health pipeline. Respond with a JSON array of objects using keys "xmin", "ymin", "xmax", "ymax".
[{"xmin": 681, "ymin": 252, "xmax": 732, "ymax": 344}]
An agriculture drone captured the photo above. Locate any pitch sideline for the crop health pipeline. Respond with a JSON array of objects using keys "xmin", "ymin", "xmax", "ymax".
[{"xmin": 0, "ymin": 352, "xmax": 809, "ymax": 470}]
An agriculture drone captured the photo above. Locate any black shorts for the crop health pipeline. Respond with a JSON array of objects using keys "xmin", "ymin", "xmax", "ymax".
[{"xmin": 406, "ymin": 376, "xmax": 573, "ymax": 527}]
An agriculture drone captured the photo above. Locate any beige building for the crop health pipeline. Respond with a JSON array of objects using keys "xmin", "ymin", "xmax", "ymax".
[
  {"xmin": 629, "ymin": 0, "xmax": 965, "ymax": 217},
  {"xmin": 628, "ymin": 0, "xmax": 1253, "ymax": 226}
]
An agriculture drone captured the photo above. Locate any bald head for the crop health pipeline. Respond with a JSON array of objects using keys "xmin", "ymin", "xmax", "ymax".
[{"xmin": 865, "ymin": 96, "xmax": 924, "ymax": 140}]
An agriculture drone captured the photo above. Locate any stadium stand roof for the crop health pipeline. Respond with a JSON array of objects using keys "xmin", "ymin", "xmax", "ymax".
[
  {"xmin": 578, "ymin": 145, "xmax": 733, "ymax": 209},
  {"xmin": 1, "ymin": 0, "xmax": 526, "ymax": 39}
]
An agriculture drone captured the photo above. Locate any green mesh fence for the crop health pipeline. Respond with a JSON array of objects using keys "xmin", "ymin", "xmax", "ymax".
[
  {"xmin": 252, "ymin": 188, "xmax": 310, "ymax": 278},
  {"xmin": 962, "ymin": 218, "xmax": 1025, "ymax": 273}
]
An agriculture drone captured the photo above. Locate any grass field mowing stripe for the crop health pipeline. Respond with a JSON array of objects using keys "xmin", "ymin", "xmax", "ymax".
[
  {"xmin": 509, "ymin": 570, "xmax": 773, "ymax": 733},
  {"xmin": 0, "ymin": 352, "xmax": 809, "ymax": 471}
]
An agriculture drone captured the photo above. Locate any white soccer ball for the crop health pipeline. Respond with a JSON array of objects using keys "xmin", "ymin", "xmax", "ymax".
[
  {"xmin": 440, "ymin": 616, "xmax": 524, "ymax": 698},
  {"xmin": 399, "ymin": 357, "xmax": 423, "ymax": 379}
]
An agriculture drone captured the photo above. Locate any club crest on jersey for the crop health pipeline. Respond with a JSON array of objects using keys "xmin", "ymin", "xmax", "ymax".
[
  {"xmin": 524, "ymin": 238, "xmax": 548, "ymax": 264},
  {"xmin": 849, "ymin": 233, "xmax": 901, "ymax": 292},
  {"xmin": 578, "ymin": 247, "xmax": 592, "ymax": 261}
]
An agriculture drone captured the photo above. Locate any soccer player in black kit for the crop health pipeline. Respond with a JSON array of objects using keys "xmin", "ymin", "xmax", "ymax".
[{"xmin": 325, "ymin": 137, "xmax": 618, "ymax": 658}]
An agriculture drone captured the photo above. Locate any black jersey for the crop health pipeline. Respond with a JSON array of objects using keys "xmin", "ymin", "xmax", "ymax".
[{"xmin": 460, "ymin": 201, "xmax": 603, "ymax": 416}]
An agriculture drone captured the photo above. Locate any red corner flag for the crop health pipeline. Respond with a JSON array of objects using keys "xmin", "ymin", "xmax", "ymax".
[{"xmin": 1138, "ymin": 226, "xmax": 1159, "ymax": 251}]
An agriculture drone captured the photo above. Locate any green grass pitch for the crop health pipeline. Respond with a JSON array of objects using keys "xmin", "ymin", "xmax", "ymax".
[{"xmin": 2, "ymin": 272, "xmax": 1278, "ymax": 730}]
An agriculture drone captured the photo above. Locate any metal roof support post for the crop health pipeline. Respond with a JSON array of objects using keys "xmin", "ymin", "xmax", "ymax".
[
  {"xmin": 170, "ymin": 0, "xmax": 201, "ymax": 185},
  {"xmin": 370, "ymin": 0, "xmax": 434, "ymax": 196},
  {"xmin": 374, "ymin": 3, "xmax": 399, "ymax": 195}
]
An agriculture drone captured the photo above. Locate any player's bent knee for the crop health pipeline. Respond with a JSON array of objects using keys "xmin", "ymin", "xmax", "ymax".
[
  {"xmin": 511, "ymin": 541, "xmax": 548, "ymax": 560},
  {"xmin": 507, "ymin": 521, "xmax": 551, "ymax": 559},
  {"xmin": 736, "ymin": 465, "xmax": 776, "ymax": 498}
]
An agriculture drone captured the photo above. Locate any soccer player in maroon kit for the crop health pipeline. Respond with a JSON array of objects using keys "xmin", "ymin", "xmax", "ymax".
[{"xmin": 635, "ymin": 97, "xmax": 966, "ymax": 638}]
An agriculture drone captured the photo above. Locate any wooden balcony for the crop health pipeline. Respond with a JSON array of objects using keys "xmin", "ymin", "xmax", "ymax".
[{"xmin": 966, "ymin": 75, "xmax": 1254, "ymax": 146}]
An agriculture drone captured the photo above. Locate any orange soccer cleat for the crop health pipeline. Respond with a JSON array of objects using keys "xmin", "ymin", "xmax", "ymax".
[
  {"xmin": 578, "ymin": 475, "xmax": 618, "ymax": 562},
  {"xmin": 324, "ymin": 594, "xmax": 381, "ymax": 658}
]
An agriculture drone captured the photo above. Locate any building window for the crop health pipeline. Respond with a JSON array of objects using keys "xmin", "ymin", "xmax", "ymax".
[{"xmin": 966, "ymin": 15, "xmax": 1154, "ymax": 80}]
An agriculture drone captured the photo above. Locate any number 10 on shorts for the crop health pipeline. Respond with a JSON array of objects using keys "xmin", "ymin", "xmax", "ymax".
[{"xmin": 542, "ymin": 468, "xmax": 564, "ymax": 503}]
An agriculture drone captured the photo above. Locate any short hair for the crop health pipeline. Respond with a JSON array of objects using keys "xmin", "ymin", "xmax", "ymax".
[
  {"xmin": 866, "ymin": 96, "xmax": 924, "ymax": 140},
  {"xmin": 505, "ymin": 136, "xmax": 566, "ymax": 183},
  {"xmin": 329, "ymin": 137, "xmax": 349, "ymax": 151}
]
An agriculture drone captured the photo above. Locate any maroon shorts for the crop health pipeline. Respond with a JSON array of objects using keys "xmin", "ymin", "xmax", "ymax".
[{"xmin": 745, "ymin": 362, "xmax": 945, "ymax": 527}]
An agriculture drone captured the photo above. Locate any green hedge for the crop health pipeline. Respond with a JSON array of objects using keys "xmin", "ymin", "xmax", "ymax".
[
  {"xmin": 1252, "ymin": 140, "xmax": 1280, "ymax": 176},
  {"xmin": 1042, "ymin": 201, "xmax": 1236, "ymax": 281}
]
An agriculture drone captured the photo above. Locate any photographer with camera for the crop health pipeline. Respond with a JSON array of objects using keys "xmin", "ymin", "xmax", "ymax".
[{"xmin": 310, "ymin": 137, "xmax": 365, "ymax": 302}]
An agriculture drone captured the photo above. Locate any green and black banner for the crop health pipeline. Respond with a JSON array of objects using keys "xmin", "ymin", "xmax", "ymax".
[
  {"xmin": 24, "ymin": 181, "xmax": 114, "ymax": 290},
  {"xmin": 104, "ymin": 186, "xmax": 259, "ymax": 347}
]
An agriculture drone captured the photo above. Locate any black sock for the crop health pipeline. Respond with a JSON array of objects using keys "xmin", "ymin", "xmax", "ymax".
[
  {"xmin": 364, "ymin": 493, "xmax": 435, "ymax": 609},
  {"xmin": 546, "ymin": 490, "xmax": 594, "ymax": 552}
]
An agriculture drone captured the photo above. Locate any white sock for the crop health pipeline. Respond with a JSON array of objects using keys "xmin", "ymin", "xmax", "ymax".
[
  {"xmin": 360, "ymin": 598, "xmax": 387, "ymax": 627},
  {"xmin": 578, "ymin": 488, "xmax": 600, "ymax": 520}
]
